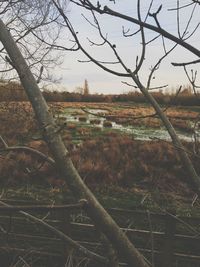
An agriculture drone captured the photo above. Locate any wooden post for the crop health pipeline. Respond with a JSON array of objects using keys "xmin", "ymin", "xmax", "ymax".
[{"xmin": 162, "ymin": 211, "xmax": 176, "ymax": 267}]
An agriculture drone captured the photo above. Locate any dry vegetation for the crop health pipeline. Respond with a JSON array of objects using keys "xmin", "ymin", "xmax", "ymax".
[
  {"xmin": 105, "ymin": 105, "xmax": 198, "ymax": 132},
  {"xmin": 0, "ymin": 101, "xmax": 199, "ymax": 197},
  {"xmin": 0, "ymin": 102, "xmax": 37, "ymax": 143},
  {"xmin": 72, "ymin": 133, "xmax": 199, "ymax": 195}
]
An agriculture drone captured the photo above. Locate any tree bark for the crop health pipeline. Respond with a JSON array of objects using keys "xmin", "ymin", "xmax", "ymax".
[
  {"xmin": 0, "ymin": 19, "xmax": 149, "ymax": 267},
  {"xmin": 131, "ymin": 75, "xmax": 200, "ymax": 195}
]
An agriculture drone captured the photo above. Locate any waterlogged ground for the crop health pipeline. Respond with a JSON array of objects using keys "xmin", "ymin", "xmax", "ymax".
[
  {"xmin": 60, "ymin": 105, "xmax": 199, "ymax": 142},
  {"xmin": 1, "ymin": 101, "xmax": 199, "ymax": 195}
]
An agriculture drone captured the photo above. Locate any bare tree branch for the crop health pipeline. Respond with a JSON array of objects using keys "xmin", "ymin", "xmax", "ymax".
[
  {"xmin": 0, "ymin": 17, "xmax": 150, "ymax": 267},
  {"xmin": 172, "ymin": 59, "xmax": 200, "ymax": 66}
]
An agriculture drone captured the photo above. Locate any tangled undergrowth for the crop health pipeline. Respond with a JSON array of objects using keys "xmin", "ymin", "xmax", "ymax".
[
  {"xmin": 72, "ymin": 133, "xmax": 199, "ymax": 196},
  {"xmin": 1, "ymin": 132, "xmax": 199, "ymax": 197},
  {"xmin": 0, "ymin": 102, "xmax": 37, "ymax": 144}
]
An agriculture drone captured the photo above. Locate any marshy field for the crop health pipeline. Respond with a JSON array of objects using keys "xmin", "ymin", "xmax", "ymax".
[
  {"xmin": 0, "ymin": 101, "xmax": 200, "ymax": 208},
  {"xmin": 0, "ymin": 100, "xmax": 200, "ymax": 267}
]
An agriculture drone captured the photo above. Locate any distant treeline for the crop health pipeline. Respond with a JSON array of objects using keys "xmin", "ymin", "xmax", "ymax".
[{"xmin": 0, "ymin": 82, "xmax": 199, "ymax": 106}]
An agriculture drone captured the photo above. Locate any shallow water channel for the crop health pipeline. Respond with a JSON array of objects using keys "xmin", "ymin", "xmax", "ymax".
[{"xmin": 62, "ymin": 108, "xmax": 197, "ymax": 142}]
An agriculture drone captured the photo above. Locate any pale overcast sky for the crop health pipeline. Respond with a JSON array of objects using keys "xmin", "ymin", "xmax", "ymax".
[{"xmin": 54, "ymin": 0, "xmax": 200, "ymax": 94}]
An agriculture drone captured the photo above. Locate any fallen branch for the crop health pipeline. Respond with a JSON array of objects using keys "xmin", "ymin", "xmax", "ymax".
[
  {"xmin": 0, "ymin": 200, "xmax": 108, "ymax": 264},
  {"xmin": 0, "ymin": 135, "xmax": 55, "ymax": 165},
  {"xmin": 0, "ymin": 146, "xmax": 55, "ymax": 165},
  {"xmin": 0, "ymin": 202, "xmax": 84, "ymax": 212}
]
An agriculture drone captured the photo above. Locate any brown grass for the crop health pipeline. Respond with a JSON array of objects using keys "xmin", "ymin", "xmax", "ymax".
[
  {"xmin": 0, "ymin": 102, "xmax": 37, "ymax": 144},
  {"xmin": 0, "ymin": 101, "xmax": 199, "ymax": 195},
  {"xmin": 170, "ymin": 119, "xmax": 193, "ymax": 133},
  {"xmin": 71, "ymin": 133, "xmax": 198, "ymax": 195},
  {"xmin": 1, "ymin": 128, "xmax": 198, "ymax": 195}
]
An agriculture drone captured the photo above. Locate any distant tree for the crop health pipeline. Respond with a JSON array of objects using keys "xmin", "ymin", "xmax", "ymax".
[{"xmin": 83, "ymin": 79, "xmax": 89, "ymax": 95}]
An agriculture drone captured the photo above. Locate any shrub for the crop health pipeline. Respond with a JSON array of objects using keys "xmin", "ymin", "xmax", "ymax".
[
  {"xmin": 90, "ymin": 119, "xmax": 101, "ymax": 125},
  {"xmin": 103, "ymin": 121, "xmax": 112, "ymax": 128},
  {"xmin": 78, "ymin": 116, "xmax": 87, "ymax": 122}
]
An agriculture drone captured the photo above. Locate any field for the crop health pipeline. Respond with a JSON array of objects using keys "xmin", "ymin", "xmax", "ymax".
[
  {"xmin": 0, "ymin": 101, "xmax": 200, "ymax": 211},
  {"xmin": 1, "ymin": 100, "xmax": 200, "ymax": 266}
]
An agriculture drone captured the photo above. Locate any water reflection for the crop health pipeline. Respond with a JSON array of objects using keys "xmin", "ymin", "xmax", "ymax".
[{"xmin": 62, "ymin": 108, "xmax": 197, "ymax": 142}]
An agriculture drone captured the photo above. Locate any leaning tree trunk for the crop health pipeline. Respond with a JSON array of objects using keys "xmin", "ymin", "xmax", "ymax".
[
  {"xmin": 131, "ymin": 75, "xmax": 200, "ymax": 196},
  {"xmin": 0, "ymin": 19, "xmax": 149, "ymax": 267}
]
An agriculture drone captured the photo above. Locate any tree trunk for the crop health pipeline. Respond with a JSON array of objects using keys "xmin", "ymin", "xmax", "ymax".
[
  {"xmin": 132, "ymin": 75, "xmax": 200, "ymax": 195},
  {"xmin": 0, "ymin": 19, "xmax": 149, "ymax": 267}
]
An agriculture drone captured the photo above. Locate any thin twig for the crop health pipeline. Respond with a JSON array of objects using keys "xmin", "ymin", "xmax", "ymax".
[
  {"xmin": 0, "ymin": 145, "xmax": 55, "ymax": 165},
  {"xmin": 0, "ymin": 203, "xmax": 85, "ymax": 212},
  {"xmin": 0, "ymin": 200, "xmax": 108, "ymax": 264}
]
